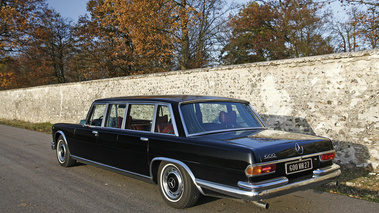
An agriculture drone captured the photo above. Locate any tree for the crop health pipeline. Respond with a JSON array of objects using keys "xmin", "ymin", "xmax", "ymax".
[
  {"xmin": 73, "ymin": 0, "xmax": 175, "ymax": 78},
  {"xmin": 221, "ymin": 0, "xmax": 334, "ymax": 65},
  {"xmin": 357, "ymin": 3, "xmax": 378, "ymax": 49},
  {"xmin": 332, "ymin": 7, "xmax": 361, "ymax": 52},
  {"xmin": 337, "ymin": 0, "xmax": 378, "ymax": 50},
  {"xmin": 26, "ymin": 9, "xmax": 74, "ymax": 83},
  {"xmin": 74, "ymin": 0, "xmax": 231, "ymax": 75},
  {"xmin": 221, "ymin": 2, "xmax": 284, "ymax": 64},
  {"xmin": 179, "ymin": 0, "xmax": 232, "ymax": 69},
  {"xmin": 0, "ymin": 0, "xmax": 46, "ymax": 56},
  {"xmin": 0, "ymin": 57, "xmax": 15, "ymax": 89}
]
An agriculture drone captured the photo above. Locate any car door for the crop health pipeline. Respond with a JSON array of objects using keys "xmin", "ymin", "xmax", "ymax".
[
  {"xmin": 96, "ymin": 103, "xmax": 127, "ymax": 167},
  {"xmin": 70, "ymin": 103, "xmax": 107, "ymax": 161},
  {"xmin": 97, "ymin": 103, "xmax": 154, "ymax": 176}
]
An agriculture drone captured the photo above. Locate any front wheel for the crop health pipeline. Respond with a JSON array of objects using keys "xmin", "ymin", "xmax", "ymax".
[
  {"xmin": 158, "ymin": 162, "xmax": 200, "ymax": 209},
  {"xmin": 56, "ymin": 135, "xmax": 76, "ymax": 167}
]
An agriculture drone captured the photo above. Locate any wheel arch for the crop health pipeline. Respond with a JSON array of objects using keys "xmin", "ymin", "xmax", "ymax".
[
  {"xmin": 150, "ymin": 157, "xmax": 204, "ymax": 195},
  {"xmin": 53, "ymin": 131, "xmax": 68, "ymax": 148}
]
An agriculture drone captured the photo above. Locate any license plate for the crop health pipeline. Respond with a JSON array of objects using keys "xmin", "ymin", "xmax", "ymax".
[{"xmin": 285, "ymin": 159, "xmax": 313, "ymax": 175}]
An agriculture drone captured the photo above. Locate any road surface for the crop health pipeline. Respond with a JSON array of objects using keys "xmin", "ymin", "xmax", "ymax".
[{"xmin": 0, "ymin": 124, "xmax": 378, "ymax": 213}]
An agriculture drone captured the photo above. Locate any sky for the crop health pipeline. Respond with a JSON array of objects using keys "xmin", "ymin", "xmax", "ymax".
[
  {"xmin": 46, "ymin": 0, "xmax": 250, "ymax": 21},
  {"xmin": 46, "ymin": 0, "xmax": 89, "ymax": 21},
  {"xmin": 46, "ymin": 0, "xmax": 347, "ymax": 22}
]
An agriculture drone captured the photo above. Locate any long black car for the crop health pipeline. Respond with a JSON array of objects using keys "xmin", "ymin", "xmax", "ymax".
[{"xmin": 51, "ymin": 95, "xmax": 341, "ymax": 209}]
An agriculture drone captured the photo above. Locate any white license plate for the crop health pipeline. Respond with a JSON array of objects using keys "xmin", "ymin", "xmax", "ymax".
[{"xmin": 285, "ymin": 159, "xmax": 313, "ymax": 175}]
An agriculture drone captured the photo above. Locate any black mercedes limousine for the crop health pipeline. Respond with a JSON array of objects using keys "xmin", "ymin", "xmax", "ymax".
[{"xmin": 51, "ymin": 95, "xmax": 341, "ymax": 209}]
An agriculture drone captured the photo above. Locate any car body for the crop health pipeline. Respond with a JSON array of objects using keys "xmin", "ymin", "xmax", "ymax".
[{"xmin": 51, "ymin": 95, "xmax": 341, "ymax": 209}]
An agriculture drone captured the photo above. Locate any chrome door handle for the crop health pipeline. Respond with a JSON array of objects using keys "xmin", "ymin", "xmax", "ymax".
[
  {"xmin": 140, "ymin": 137, "xmax": 149, "ymax": 142},
  {"xmin": 92, "ymin": 131, "xmax": 98, "ymax": 137}
]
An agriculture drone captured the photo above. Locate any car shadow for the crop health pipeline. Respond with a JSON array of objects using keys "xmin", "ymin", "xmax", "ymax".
[{"xmin": 260, "ymin": 114, "xmax": 372, "ymax": 170}]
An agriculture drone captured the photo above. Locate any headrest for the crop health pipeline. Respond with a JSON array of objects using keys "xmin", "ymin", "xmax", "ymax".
[{"xmin": 219, "ymin": 111, "xmax": 236, "ymax": 124}]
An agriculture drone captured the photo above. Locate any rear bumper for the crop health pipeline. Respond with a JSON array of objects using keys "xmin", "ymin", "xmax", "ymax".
[{"xmin": 196, "ymin": 163, "xmax": 341, "ymax": 201}]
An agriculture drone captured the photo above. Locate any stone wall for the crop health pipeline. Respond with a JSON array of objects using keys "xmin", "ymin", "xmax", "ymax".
[{"xmin": 0, "ymin": 50, "xmax": 378, "ymax": 170}]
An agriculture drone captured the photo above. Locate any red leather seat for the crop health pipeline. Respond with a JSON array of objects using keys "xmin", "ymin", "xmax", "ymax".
[
  {"xmin": 219, "ymin": 111, "xmax": 237, "ymax": 125},
  {"xmin": 156, "ymin": 115, "xmax": 174, "ymax": 134}
]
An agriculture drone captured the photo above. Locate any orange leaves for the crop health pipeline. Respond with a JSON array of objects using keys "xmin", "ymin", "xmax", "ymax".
[
  {"xmin": 0, "ymin": 0, "xmax": 45, "ymax": 53},
  {"xmin": 0, "ymin": 72, "xmax": 15, "ymax": 89},
  {"xmin": 84, "ymin": 0, "xmax": 177, "ymax": 75},
  {"xmin": 222, "ymin": 0, "xmax": 335, "ymax": 64}
]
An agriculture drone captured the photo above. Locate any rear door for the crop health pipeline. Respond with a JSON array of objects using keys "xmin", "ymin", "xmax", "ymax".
[{"xmin": 97, "ymin": 103, "xmax": 155, "ymax": 176}]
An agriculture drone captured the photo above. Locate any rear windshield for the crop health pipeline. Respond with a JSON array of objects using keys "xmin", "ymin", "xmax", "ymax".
[{"xmin": 181, "ymin": 102, "xmax": 264, "ymax": 135}]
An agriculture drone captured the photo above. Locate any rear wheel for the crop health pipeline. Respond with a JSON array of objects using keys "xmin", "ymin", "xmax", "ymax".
[
  {"xmin": 158, "ymin": 162, "xmax": 200, "ymax": 208},
  {"xmin": 56, "ymin": 135, "xmax": 76, "ymax": 167}
]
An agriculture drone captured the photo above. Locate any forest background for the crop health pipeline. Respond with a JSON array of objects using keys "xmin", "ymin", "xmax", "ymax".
[{"xmin": 0, "ymin": 0, "xmax": 378, "ymax": 90}]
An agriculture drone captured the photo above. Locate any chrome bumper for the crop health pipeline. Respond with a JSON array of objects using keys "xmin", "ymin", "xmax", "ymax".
[
  {"xmin": 51, "ymin": 142, "xmax": 56, "ymax": 150},
  {"xmin": 196, "ymin": 163, "xmax": 341, "ymax": 201}
]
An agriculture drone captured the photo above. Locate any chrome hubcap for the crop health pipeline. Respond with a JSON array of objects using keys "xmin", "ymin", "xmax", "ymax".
[
  {"xmin": 161, "ymin": 164, "xmax": 183, "ymax": 201},
  {"xmin": 57, "ymin": 140, "xmax": 66, "ymax": 163}
]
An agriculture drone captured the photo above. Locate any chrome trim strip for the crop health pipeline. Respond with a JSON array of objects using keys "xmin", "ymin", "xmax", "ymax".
[
  {"xmin": 180, "ymin": 98, "xmax": 249, "ymax": 105},
  {"xmin": 54, "ymin": 130, "xmax": 67, "ymax": 143},
  {"xmin": 102, "ymin": 104, "xmax": 109, "ymax": 127},
  {"xmin": 71, "ymin": 155, "xmax": 152, "ymax": 181},
  {"xmin": 238, "ymin": 177, "xmax": 288, "ymax": 191},
  {"xmin": 196, "ymin": 163, "xmax": 341, "ymax": 201},
  {"xmin": 251, "ymin": 150, "xmax": 337, "ymax": 167},
  {"xmin": 178, "ymin": 101, "xmax": 267, "ymax": 137},
  {"xmin": 51, "ymin": 142, "xmax": 56, "ymax": 150},
  {"xmin": 53, "ymin": 130, "xmax": 73, "ymax": 156},
  {"xmin": 313, "ymin": 164, "xmax": 341, "ymax": 177},
  {"xmin": 150, "ymin": 157, "xmax": 205, "ymax": 195},
  {"xmin": 186, "ymin": 127, "xmax": 267, "ymax": 137},
  {"xmin": 248, "ymin": 104, "xmax": 267, "ymax": 128}
]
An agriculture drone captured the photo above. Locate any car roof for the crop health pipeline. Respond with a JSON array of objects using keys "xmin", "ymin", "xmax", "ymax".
[{"xmin": 94, "ymin": 95, "xmax": 248, "ymax": 104}]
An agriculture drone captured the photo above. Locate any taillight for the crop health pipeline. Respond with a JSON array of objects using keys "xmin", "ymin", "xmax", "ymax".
[
  {"xmin": 320, "ymin": 152, "xmax": 336, "ymax": 162},
  {"xmin": 245, "ymin": 164, "xmax": 276, "ymax": 177}
]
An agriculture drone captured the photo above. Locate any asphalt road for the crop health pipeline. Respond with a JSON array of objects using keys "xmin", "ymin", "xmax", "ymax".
[{"xmin": 0, "ymin": 124, "xmax": 378, "ymax": 213}]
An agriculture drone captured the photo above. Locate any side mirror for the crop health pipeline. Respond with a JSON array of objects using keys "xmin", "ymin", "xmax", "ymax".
[{"xmin": 80, "ymin": 119, "xmax": 86, "ymax": 125}]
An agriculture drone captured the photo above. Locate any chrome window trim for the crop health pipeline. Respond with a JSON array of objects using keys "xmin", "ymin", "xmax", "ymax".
[
  {"xmin": 248, "ymin": 104, "xmax": 267, "ymax": 128},
  {"xmin": 178, "ymin": 101, "xmax": 266, "ymax": 137},
  {"xmin": 153, "ymin": 103, "xmax": 179, "ymax": 136},
  {"xmin": 101, "ymin": 104, "xmax": 108, "ymax": 127},
  {"xmin": 124, "ymin": 102, "xmax": 157, "ymax": 133},
  {"xmin": 103, "ymin": 103, "xmax": 128, "ymax": 129},
  {"xmin": 122, "ymin": 102, "xmax": 179, "ymax": 137},
  {"xmin": 186, "ymin": 127, "xmax": 267, "ymax": 137},
  {"xmin": 85, "ymin": 103, "xmax": 108, "ymax": 127}
]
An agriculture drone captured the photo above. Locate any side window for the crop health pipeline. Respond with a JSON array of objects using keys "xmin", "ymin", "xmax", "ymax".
[
  {"xmin": 105, "ymin": 104, "xmax": 126, "ymax": 128},
  {"xmin": 87, "ymin": 104, "xmax": 106, "ymax": 126},
  {"xmin": 126, "ymin": 104, "xmax": 154, "ymax": 131},
  {"xmin": 155, "ymin": 105, "xmax": 175, "ymax": 134}
]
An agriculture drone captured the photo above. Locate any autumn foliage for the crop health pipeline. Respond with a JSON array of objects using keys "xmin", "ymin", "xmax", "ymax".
[{"xmin": 0, "ymin": 0, "xmax": 377, "ymax": 90}]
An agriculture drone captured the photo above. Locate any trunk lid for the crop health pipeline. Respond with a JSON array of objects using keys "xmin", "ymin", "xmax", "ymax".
[{"xmin": 199, "ymin": 129, "xmax": 333, "ymax": 163}]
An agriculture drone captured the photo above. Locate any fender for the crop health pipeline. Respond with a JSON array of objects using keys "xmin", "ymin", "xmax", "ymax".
[
  {"xmin": 150, "ymin": 157, "xmax": 205, "ymax": 195},
  {"xmin": 51, "ymin": 130, "xmax": 68, "ymax": 150}
]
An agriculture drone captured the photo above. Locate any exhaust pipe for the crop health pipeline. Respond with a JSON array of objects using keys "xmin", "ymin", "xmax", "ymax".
[{"xmin": 253, "ymin": 201, "xmax": 269, "ymax": 209}]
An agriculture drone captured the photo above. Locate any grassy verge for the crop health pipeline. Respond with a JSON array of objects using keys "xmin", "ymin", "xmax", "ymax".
[
  {"xmin": 0, "ymin": 119, "xmax": 52, "ymax": 133},
  {"xmin": 0, "ymin": 119, "xmax": 378, "ymax": 203},
  {"xmin": 316, "ymin": 166, "xmax": 379, "ymax": 203}
]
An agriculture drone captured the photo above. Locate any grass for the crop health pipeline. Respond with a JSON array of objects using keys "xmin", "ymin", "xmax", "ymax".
[
  {"xmin": 0, "ymin": 119, "xmax": 52, "ymax": 133},
  {"xmin": 0, "ymin": 119, "xmax": 378, "ymax": 203},
  {"xmin": 316, "ymin": 166, "xmax": 379, "ymax": 203}
]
